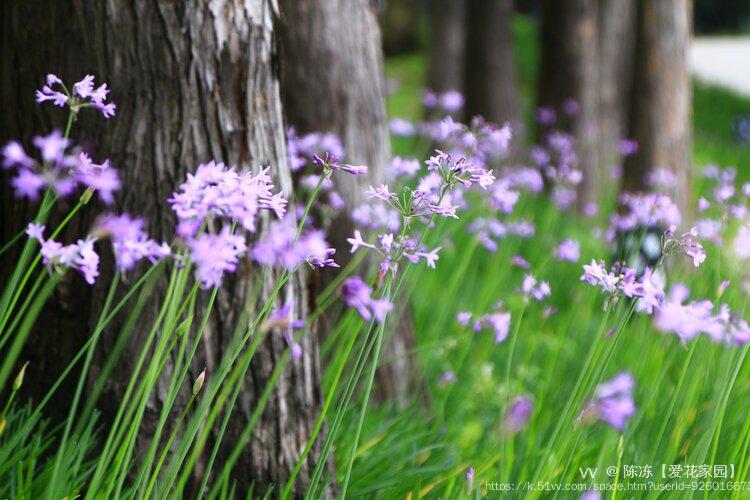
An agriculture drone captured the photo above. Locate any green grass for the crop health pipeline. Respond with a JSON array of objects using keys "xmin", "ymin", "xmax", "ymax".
[{"xmin": 334, "ymin": 16, "xmax": 750, "ymax": 499}]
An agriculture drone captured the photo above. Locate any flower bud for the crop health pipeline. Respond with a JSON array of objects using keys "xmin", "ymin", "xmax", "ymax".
[
  {"xmin": 13, "ymin": 362, "xmax": 29, "ymax": 392},
  {"xmin": 192, "ymin": 368, "xmax": 206, "ymax": 396}
]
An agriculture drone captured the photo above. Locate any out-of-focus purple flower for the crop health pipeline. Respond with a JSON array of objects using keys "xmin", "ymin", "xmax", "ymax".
[
  {"xmin": 555, "ymin": 239, "xmax": 580, "ymax": 263},
  {"xmin": 511, "ymin": 255, "xmax": 531, "ymax": 269},
  {"xmin": 439, "ymin": 90, "xmax": 465, "ymax": 112},
  {"xmin": 609, "ymin": 192, "xmax": 680, "ymax": 236},
  {"xmin": 94, "ymin": 213, "xmax": 170, "ymax": 272},
  {"xmin": 439, "ymin": 370, "xmax": 457, "ymax": 385},
  {"xmin": 389, "ymin": 118, "xmax": 415, "ymax": 136},
  {"xmin": 76, "ymin": 153, "xmax": 120, "ymax": 204},
  {"xmin": 697, "ymin": 197, "xmax": 710, "ymax": 212},
  {"xmin": 267, "ymin": 301, "xmax": 305, "ymax": 360},
  {"xmin": 389, "ymin": 156, "xmax": 421, "ymax": 179},
  {"xmin": 503, "ymin": 396, "xmax": 534, "ymax": 433},
  {"xmin": 581, "ymin": 372, "xmax": 636, "ymax": 430},
  {"xmin": 12, "ymin": 169, "xmax": 45, "ymax": 200},
  {"xmin": 252, "ymin": 216, "xmax": 337, "ymax": 270},
  {"xmin": 457, "ymin": 311, "xmax": 472, "ymax": 325},
  {"xmin": 521, "ymin": 274, "xmax": 551, "ymax": 302},
  {"xmin": 422, "ymin": 90, "xmax": 439, "ymax": 109},
  {"xmin": 2, "ymin": 141, "xmax": 34, "ymax": 169},
  {"xmin": 563, "ymin": 98, "xmax": 580, "ymax": 116},
  {"xmin": 340, "ymin": 276, "xmax": 392, "ymax": 323},
  {"xmin": 617, "ymin": 139, "xmax": 638, "ymax": 156},
  {"xmin": 645, "ymin": 167, "xmax": 676, "ymax": 191},
  {"xmin": 654, "ymin": 285, "xmax": 722, "ymax": 342},
  {"xmin": 188, "ymin": 227, "xmax": 247, "ymax": 289},
  {"xmin": 535, "ymin": 106, "xmax": 556, "ymax": 126},
  {"xmin": 581, "ymin": 491, "xmax": 602, "ymax": 500}
]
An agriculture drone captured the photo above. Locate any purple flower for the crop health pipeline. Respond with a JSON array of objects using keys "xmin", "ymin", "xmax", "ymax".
[
  {"xmin": 521, "ymin": 274, "xmax": 550, "ymax": 302},
  {"xmin": 734, "ymin": 226, "xmax": 750, "ymax": 259},
  {"xmin": 340, "ymin": 276, "xmax": 392, "ymax": 323},
  {"xmin": 12, "ymin": 169, "xmax": 45, "ymax": 200},
  {"xmin": 76, "ymin": 153, "xmax": 120, "ymax": 204},
  {"xmin": 439, "ymin": 370, "xmax": 457, "ymax": 384},
  {"xmin": 312, "ymin": 153, "xmax": 367, "ymax": 176},
  {"xmin": 581, "ymin": 372, "xmax": 636, "ymax": 430},
  {"xmin": 439, "ymin": 90, "xmax": 464, "ymax": 112},
  {"xmin": 2, "ymin": 141, "xmax": 34, "ymax": 169},
  {"xmin": 252, "ymin": 216, "xmax": 337, "ymax": 270},
  {"xmin": 169, "ymin": 161, "xmax": 285, "ymax": 236},
  {"xmin": 36, "ymin": 74, "xmax": 116, "ymax": 118},
  {"xmin": 555, "ymin": 239, "xmax": 580, "ymax": 263},
  {"xmin": 389, "ymin": 118, "xmax": 415, "ymax": 136},
  {"xmin": 581, "ymin": 260, "xmax": 619, "ymax": 294},
  {"xmin": 30, "ymin": 225, "xmax": 100, "ymax": 285},
  {"xmin": 94, "ymin": 213, "xmax": 170, "ymax": 272},
  {"xmin": 503, "ymin": 396, "xmax": 534, "ymax": 433},
  {"xmin": 457, "ymin": 311, "xmax": 472, "ymax": 325},
  {"xmin": 617, "ymin": 139, "xmax": 638, "ymax": 156},
  {"xmin": 535, "ymin": 106, "xmax": 556, "ymax": 126},
  {"xmin": 188, "ymin": 227, "xmax": 247, "ymax": 289}
]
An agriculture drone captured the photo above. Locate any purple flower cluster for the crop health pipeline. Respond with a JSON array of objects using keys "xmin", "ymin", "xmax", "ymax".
[
  {"xmin": 531, "ymin": 131, "xmax": 582, "ymax": 211},
  {"xmin": 93, "ymin": 213, "xmax": 170, "ymax": 272},
  {"xmin": 520, "ymin": 274, "xmax": 551, "ymax": 302},
  {"xmin": 2, "ymin": 131, "xmax": 120, "ymax": 204},
  {"xmin": 608, "ymin": 193, "xmax": 680, "ymax": 240},
  {"xmin": 581, "ymin": 260, "xmax": 665, "ymax": 313},
  {"xmin": 286, "ymin": 127, "xmax": 345, "ymax": 173},
  {"xmin": 655, "ymin": 284, "xmax": 750, "ymax": 345},
  {"xmin": 340, "ymin": 276, "xmax": 393, "ymax": 323},
  {"xmin": 467, "ymin": 218, "xmax": 535, "ymax": 252},
  {"xmin": 503, "ymin": 396, "xmax": 534, "ymax": 433},
  {"xmin": 36, "ymin": 74, "xmax": 116, "ymax": 118},
  {"xmin": 27, "ymin": 223, "xmax": 99, "ymax": 285},
  {"xmin": 555, "ymin": 239, "xmax": 581, "ymax": 263},
  {"xmin": 347, "ymin": 230, "xmax": 440, "ymax": 277},
  {"xmin": 422, "ymin": 89, "xmax": 465, "ymax": 114},
  {"xmin": 457, "ymin": 304, "xmax": 511, "ymax": 343},
  {"xmin": 581, "ymin": 372, "xmax": 636, "ymax": 431},
  {"xmin": 252, "ymin": 216, "xmax": 338, "ymax": 270}
]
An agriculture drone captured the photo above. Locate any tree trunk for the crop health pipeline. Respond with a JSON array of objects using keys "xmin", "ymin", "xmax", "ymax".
[
  {"xmin": 597, "ymin": 0, "xmax": 637, "ymax": 174},
  {"xmin": 623, "ymin": 0, "xmax": 692, "ymax": 213},
  {"xmin": 427, "ymin": 0, "xmax": 467, "ymax": 97},
  {"xmin": 464, "ymin": 0, "xmax": 522, "ymax": 138},
  {"xmin": 278, "ymin": 0, "xmax": 419, "ymax": 405},
  {"xmin": 0, "ymin": 0, "xmax": 327, "ymax": 495},
  {"xmin": 537, "ymin": 0, "xmax": 600, "ymax": 207}
]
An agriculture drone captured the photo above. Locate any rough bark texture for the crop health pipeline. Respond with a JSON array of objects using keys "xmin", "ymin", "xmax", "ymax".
[
  {"xmin": 537, "ymin": 0, "xmax": 600, "ymax": 207},
  {"xmin": 0, "ymin": 0, "xmax": 327, "ymax": 496},
  {"xmin": 464, "ymin": 0, "xmax": 522, "ymax": 138},
  {"xmin": 427, "ymin": 0, "xmax": 467, "ymax": 97},
  {"xmin": 278, "ymin": 0, "xmax": 418, "ymax": 405},
  {"xmin": 623, "ymin": 0, "xmax": 692, "ymax": 213}
]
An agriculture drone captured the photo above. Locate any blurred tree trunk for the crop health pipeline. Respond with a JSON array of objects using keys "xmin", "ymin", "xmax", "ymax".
[
  {"xmin": 597, "ymin": 0, "xmax": 637, "ymax": 172},
  {"xmin": 278, "ymin": 0, "xmax": 420, "ymax": 405},
  {"xmin": 537, "ymin": 0, "xmax": 600, "ymax": 207},
  {"xmin": 623, "ymin": 0, "xmax": 692, "ymax": 212},
  {"xmin": 427, "ymin": 0, "xmax": 467, "ymax": 98},
  {"xmin": 0, "ymin": 0, "xmax": 328, "ymax": 496},
  {"xmin": 464, "ymin": 0, "xmax": 523, "ymax": 147},
  {"xmin": 381, "ymin": 0, "xmax": 422, "ymax": 56}
]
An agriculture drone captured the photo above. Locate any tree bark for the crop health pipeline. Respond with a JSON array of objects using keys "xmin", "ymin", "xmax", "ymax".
[
  {"xmin": 0, "ymin": 0, "xmax": 327, "ymax": 495},
  {"xmin": 537, "ymin": 0, "xmax": 600, "ymax": 207},
  {"xmin": 278, "ymin": 0, "xmax": 419, "ymax": 405},
  {"xmin": 464, "ymin": 0, "xmax": 522, "ymax": 137},
  {"xmin": 427, "ymin": 0, "xmax": 467, "ymax": 97},
  {"xmin": 623, "ymin": 0, "xmax": 692, "ymax": 213},
  {"xmin": 597, "ymin": 0, "xmax": 637, "ymax": 174}
]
